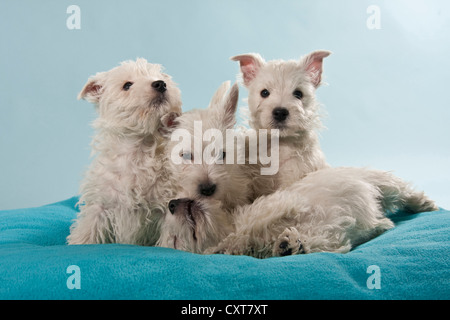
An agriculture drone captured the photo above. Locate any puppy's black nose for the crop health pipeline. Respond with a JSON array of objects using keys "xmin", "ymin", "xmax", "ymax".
[
  {"xmin": 168, "ymin": 199, "xmax": 180, "ymax": 214},
  {"xmin": 272, "ymin": 107, "xmax": 289, "ymax": 122},
  {"xmin": 152, "ymin": 80, "xmax": 167, "ymax": 93},
  {"xmin": 199, "ymin": 183, "xmax": 216, "ymax": 197}
]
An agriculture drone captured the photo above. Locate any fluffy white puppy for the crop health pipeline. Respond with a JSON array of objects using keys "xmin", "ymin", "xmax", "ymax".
[
  {"xmin": 68, "ymin": 58, "xmax": 182, "ymax": 245},
  {"xmin": 157, "ymin": 81, "xmax": 269, "ymax": 252}
]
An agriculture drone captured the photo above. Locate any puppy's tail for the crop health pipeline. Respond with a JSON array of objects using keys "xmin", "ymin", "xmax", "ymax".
[{"xmin": 369, "ymin": 169, "xmax": 439, "ymax": 214}]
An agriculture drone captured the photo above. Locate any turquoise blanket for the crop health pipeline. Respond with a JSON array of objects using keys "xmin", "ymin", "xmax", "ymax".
[{"xmin": 0, "ymin": 197, "xmax": 449, "ymax": 299}]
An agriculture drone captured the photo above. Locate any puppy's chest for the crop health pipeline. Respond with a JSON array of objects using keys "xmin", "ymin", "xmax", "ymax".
[
  {"xmin": 100, "ymin": 149, "xmax": 171, "ymax": 197},
  {"xmin": 276, "ymin": 145, "xmax": 312, "ymax": 186}
]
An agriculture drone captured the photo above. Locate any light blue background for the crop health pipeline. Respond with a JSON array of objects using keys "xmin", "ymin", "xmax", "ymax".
[{"xmin": 1, "ymin": 0, "xmax": 449, "ymax": 210}]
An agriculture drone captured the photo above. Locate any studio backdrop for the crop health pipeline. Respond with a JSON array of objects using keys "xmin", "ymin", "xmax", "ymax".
[{"xmin": 0, "ymin": 0, "xmax": 449, "ymax": 210}]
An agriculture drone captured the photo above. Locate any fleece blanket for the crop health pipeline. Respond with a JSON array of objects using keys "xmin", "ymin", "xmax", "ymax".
[{"xmin": 0, "ymin": 197, "xmax": 449, "ymax": 300}]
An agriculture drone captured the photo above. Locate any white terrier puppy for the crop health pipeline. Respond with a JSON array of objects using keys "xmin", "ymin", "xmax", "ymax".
[
  {"xmin": 166, "ymin": 81, "xmax": 253, "ymax": 209},
  {"xmin": 157, "ymin": 81, "xmax": 266, "ymax": 252},
  {"xmin": 231, "ymin": 51, "xmax": 331, "ymax": 189},
  {"xmin": 68, "ymin": 58, "xmax": 182, "ymax": 245}
]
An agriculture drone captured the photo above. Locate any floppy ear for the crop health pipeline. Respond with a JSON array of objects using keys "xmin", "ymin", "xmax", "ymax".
[
  {"xmin": 300, "ymin": 50, "xmax": 331, "ymax": 88},
  {"xmin": 231, "ymin": 53, "xmax": 265, "ymax": 87},
  {"xmin": 78, "ymin": 72, "xmax": 106, "ymax": 103}
]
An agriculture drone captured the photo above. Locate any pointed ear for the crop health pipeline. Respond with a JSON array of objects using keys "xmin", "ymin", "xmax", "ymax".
[
  {"xmin": 222, "ymin": 82, "xmax": 239, "ymax": 128},
  {"xmin": 209, "ymin": 81, "xmax": 239, "ymax": 129},
  {"xmin": 208, "ymin": 81, "xmax": 231, "ymax": 110},
  {"xmin": 159, "ymin": 111, "xmax": 181, "ymax": 136},
  {"xmin": 78, "ymin": 72, "xmax": 106, "ymax": 103},
  {"xmin": 231, "ymin": 53, "xmax": 265, "ymax": 87},
  {"xmin": 300, "ymin": 50, "xmax": 331, "ymax": 88}
]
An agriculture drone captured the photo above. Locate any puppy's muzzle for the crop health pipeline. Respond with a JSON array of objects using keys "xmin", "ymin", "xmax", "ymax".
[
  {"xmin": 152, "ymin": 80, "xmax": 167, "ymax": 93},
  {"xmin": 272, "ymin": 107, "xmax": 289, "ymax": 122}
]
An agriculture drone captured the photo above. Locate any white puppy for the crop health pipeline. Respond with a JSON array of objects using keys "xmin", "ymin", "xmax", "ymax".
[
  {"xmin": 166, "ymin": 81, "xmax": 253, "ymax": 209},
  {"xmin": 68, "ymin": 58, "xmax": 182, "ymax": 245},
  {"xmin": 157, "ymin": 81, "xmax": 267, "ymax": 252},
  {"xmin": 231, "ymin": 51, "xmax": 331, "ymax": 189}
]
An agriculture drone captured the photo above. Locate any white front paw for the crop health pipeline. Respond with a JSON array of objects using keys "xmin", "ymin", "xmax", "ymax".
[{"xmin": 273, "ymin": 227, "xmax": 304, "ymax": 257}]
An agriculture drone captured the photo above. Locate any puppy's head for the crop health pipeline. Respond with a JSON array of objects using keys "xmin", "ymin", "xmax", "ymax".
[
  {"xmin": 78, "ymin": 58, "xmax": 182, "ymax": 136},
  {"xmin": 231, "ymin": 51, "xmax": 331, "ymax": 137},
  {"xmin": 157, "ymin": 197, "xmax": 232, "ymax": 253},
  {"xmin": 166, "ymin": 81, "xmax": 252, "ymax": 210}
]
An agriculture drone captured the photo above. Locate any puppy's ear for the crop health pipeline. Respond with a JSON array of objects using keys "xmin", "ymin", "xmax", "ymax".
[
  {"xmin": 222, "ymin": 82, "xmax": 239, "ymax": 129},
  {"xmin": 159, "ymin": 111, "xmax": 181, "ymax": 136},
  {"xmin": 300, "ymin": 50, "xmax": 331, "ymax": 88},
  {"xmin": 78, "ymin": 72, "xmax": 106, "ymax": 103},
  {"xmin": 231, "ymin": 53, "xmax": 265, "ymax": 87},
  {"xmin": 209, "ymin": 81, "xmax": 239, "ymax": 129},
  {"xmin": 209, "ymin": 80, "xmax": 231, "ymax": 109}
]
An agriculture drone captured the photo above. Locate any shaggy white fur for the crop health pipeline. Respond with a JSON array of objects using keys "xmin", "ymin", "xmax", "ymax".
[
  {"xmin": 158, "ymin": 113, "xmax": 438, "ymax": 256},
  {"xmin": 208, "ymin": 167, "xmax": 438, "ymax": 258},
  {"xmin": 165, "ymin": 82, "xmax": 253, "ymax": 210},
  {"xmin": 67, "ymin": 58, "xmax": 182, "ymax": 245},
  {"xmin": 156, "ymin": 52, "xmax": 438, "ymax": 257},
  {"xmin": 157, "ymin": 82, "xmax": 267, "ymax": 252},
  {"xmin": 158, "ymin": 160, "xmax": 438, "ymax": 257}
]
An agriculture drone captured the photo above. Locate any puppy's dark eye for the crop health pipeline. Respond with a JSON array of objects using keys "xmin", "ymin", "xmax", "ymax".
[
  {"xmin": 123, "ymin": 82, "xmax": 133, "ymax": 91},
  {"xmin": 293, "ymin": 90, "xmax": 303, "ymax": 99},
  {"xmin": 260, "ymin": 89, "xmax": 270, "ymax": 98}
]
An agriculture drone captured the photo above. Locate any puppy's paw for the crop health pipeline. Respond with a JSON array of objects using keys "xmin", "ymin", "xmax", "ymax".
[
  {"xmin": 204, "ymin": 233, "xmax": 249, "ymax": 256},
  {"xmin": 273, "ymin": 227, "xmax": 304, "ymax": 257},
  {"xmin": 159, "ymin": 111, "xmax": 181, "ymax": 135}
]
